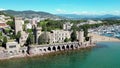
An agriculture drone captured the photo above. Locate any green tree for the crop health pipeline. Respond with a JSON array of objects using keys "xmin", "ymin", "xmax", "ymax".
[
  {"xmin": 16, "ymin": 31, "xmax": 21, "ymax": 43},
  {"xmin": 0, "ymin": 32, "xmax": 2, "ymax": 36},
  {"xmin": 71, "ymin": 30, "xmax": 77, "ymax": 42},
  {"xmin": 6, "ymin": 21, "xmax": 15, "ymax": 29},
  {"xmin": 22, "ymin": 24, "xmax": 26, "ymax": 31},
  {"xmin": 64, "ymin": 37, "xmax": 69, "ymax": 42},
  {"xmin": 71, "ymin": 24, "xmax": 79, "ymax": 30},
  {"xmin": 24, "ymin": 20, "xmax": 29, "ymax": 24},
  {"xmin": 26, "ymin": 33, "xmax": 34, "ymax": 46},
  {"xmin": 80, "ymin": 24, "xmax": 89, "ymax": 40},
  {"xmin": 2, "ymin": 36, "xmax": 7, "ymax": 47},
  {"xmin": 38, "ymin": 32, "xmax": 49, "ymax": 45}
]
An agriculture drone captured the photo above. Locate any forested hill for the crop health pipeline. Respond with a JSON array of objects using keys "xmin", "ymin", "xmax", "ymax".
[{"xmin": 1, "ymin": 10, "xmax": 62, "ymax": 19}]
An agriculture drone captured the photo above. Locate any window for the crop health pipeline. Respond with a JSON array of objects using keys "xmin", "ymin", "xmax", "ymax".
[{"xmin": 9, "ymin": 45, "xmax": 16, "ymax": 48}]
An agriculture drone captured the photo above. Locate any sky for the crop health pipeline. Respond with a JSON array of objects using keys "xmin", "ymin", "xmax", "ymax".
[{"xmin": 0, "ymin": 0, "xmax": 120, "ymax": 15}]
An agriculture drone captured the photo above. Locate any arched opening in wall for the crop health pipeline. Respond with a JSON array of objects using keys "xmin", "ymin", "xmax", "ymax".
[
  {"xmin": 52, "ymin": 46, "xmax": 56, "ymax": 51},
  {"xmin": 71, "ymin": 45, "xmax": 73, "ymax": 49},
  {"xmin": 66, "ymin": 45, "xmax": 69, "ymax": 50},
  {"xmin": 48, "ymin": 47, "xmax": 51, "ymax": 51},
  {"xmin": 62, "ymin": 46, "xmax": 65, "ymax": 50},
  {"xmin": 44, "ymin": 49, "xmax": 46, "ymax": 52},
  {"xmin": 22, "ymin": 50, "xmax": 25, "ymax": 54},
  {"xmin": 57, "ymin": 46, "xmax": 61, "ymax": 51}
]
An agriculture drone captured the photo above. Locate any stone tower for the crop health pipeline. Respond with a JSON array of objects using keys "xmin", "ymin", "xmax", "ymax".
[
  {"xmin": 36, "ymin": 27, "xmax": 42, "ymax": 44},
  {"xmin": 78, "ymin": 30, "xmax": 84, "ymax": 43},
  {"xmin": 89, "ymin": 36, "xmax": 93, "ymax": 44},
  {"xmin": 15, "ymin": 17, "xmax": 23, "ymax": 35}
]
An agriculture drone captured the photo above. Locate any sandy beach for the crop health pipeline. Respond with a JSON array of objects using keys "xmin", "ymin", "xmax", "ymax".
[{"xmin": 88, "ymin": 33, "xmax": 120, "ymax": 42}]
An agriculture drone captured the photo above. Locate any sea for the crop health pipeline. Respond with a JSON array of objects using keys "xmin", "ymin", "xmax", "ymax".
[{"xmin": 0, "ymin": 42, "xmax": 120, "ymax": 68}]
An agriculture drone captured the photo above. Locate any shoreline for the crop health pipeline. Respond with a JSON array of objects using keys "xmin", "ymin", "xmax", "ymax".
[
  {"xmin": 0, "ymin": 44, "xmax": 96, "ymax": 61},
  {"xmin": 1, "ymin": 33, "xmax": 120, "ymax": 61},
  {"xmin": 88, "ymin": 33, "xmax": 120, "ymax": 42}
]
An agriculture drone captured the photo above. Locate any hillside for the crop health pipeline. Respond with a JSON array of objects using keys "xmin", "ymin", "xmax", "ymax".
[
  {"xmin": 1, "ymin": 10, "xmax": 62, "ymax": 19},
  {"xmin": 57, "ymin": 14, "xmax": 120, "ymax": 20}
]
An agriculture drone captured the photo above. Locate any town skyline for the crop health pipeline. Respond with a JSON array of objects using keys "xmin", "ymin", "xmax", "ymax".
[{"xmin": 0, "ymin": 0, "xmax": 120, "ymax": 15}]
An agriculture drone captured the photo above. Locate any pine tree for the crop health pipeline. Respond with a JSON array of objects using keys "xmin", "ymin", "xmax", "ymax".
[{"xmin": 71, "ymin": 30, "xmax": 77, "ymax": 42}]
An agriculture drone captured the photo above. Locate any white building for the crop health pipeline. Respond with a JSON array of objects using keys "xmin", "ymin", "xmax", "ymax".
[
  {"xmin": 6, "ymin": 42, "xmax": 20, "ymax": 55},
  {"xmin": 6, "ymin": 42, "xmax": 28, "ymax": 56},
  {"xmin": 30, "ymin": 18, "xmax": 38, "ymax": 27},
  {"xmin": 49, "ymin": 30, "xmax": 71, "ymax": 43},
  {"xmin": 63, "ymin": 22, "xmax": 73, "ymax": 30},
  {"xmin": 26, "ymin": 23, "xmax": 32, "ymax": 29},
  {"xmin": 88, "ymin": 20, "xmax": 103, "ymax": 24}
]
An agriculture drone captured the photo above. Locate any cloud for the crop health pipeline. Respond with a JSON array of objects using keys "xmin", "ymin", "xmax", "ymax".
[
  {"xmin": 111, "ymin": 11, "xmax": 120, "ymax": 15},
  {"xmin": 72, "ymin": 11, "xmax": 98, "ymax": 15},
  {"xmin": 56, "ymin": 9, "xmax": 66, "ymax": 13},
  {"xmin": 0, "ymin": 8, "xmax": 6, "ymax": 11},
  {"xmin": 72, "ymin": 11, "xmax": 120, "ymax": 15}
]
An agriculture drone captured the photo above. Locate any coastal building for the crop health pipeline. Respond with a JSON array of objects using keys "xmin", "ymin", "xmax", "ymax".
[
  {"xmin": 87, "ymin": 20, "xmax": 102, "ymax": 24},
  {"xmin": 77, "ymin": 30, "xmax": 84, "ymax": 43},
  {"xmin": 0, "ymin": 23, "xmax": 9, "ymax": 28},
  {"xmin": 0, "ymin": 15, "xmax": 12, "ymax": 23},
  {"xmin": 63, "ymin": 22, "xmax": 73, "ymax": 30},
  {"xmin": 5, "ymin": 41, "xmax": 28, "ymax": 58},
  {"xmin": 15, "ymin": 17, "xmax": 23, "ymax": 34},
  {"xmin": 6, "ymin": 42, "xmax": 20, "ymax": 55},
  {"xmin": 77, "ymin": 20, "xmax": 103, "ymax": 27},
  {"xmin": 26, "ymin": 23, "xmax": 32, "ymax": 29},
  {"xmin": 35, "ymin": 27, "xmax": 85, "ymax": 44},
  {"xmin": 30, "ymin": 18, "xmax": 38, "ymax": 27},
  {"xmin": 49, "ymin": 30, "xmax": 71, "ymax": 43}
]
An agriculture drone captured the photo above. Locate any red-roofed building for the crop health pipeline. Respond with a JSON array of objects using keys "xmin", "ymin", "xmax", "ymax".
[{"xmin": 0, "ymin": 23, "xmax": 9, "ymax": 28}]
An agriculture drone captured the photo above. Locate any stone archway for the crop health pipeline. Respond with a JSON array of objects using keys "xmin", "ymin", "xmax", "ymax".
[
  {"xmin": 66, "ymin": 45, "xmax": 69, "ymax": 50},
  {"xmin": 52, "ymin": 46, "xmax": 56, "ymax": 51},
  {"xmin": 22, "ymin": 50, "xmax": 25, "ymax": 54},
  {"xmin": 70, "ymin": 45, "xmax": 74, "ymax": 49},
  {"xmin": 62, "ymin": 46, "xmax": 65, "ymax": 50},
  {"xmin": 44, "ymin": 49, "xmax": 46, "ymax": 52},
  {"xmin": 48, "ymin": 47, "xmax": 51, "ymax": 51},
  {"xmin": 57, "ymin": 46, "xmax": 61, "ymax": 51}
]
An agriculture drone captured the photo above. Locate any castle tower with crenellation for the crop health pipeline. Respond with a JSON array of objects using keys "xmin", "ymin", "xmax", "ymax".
[
  {"xmin": 36, "ymin": 27, "xmax": 42, "ymax": 44},
  {"xmin": 14, "ymin": 17, "xmax": 23, "ymax": 35},
  {"xmin": 78, "ymin": 29, "xmax": 84, "ymax": 43}
]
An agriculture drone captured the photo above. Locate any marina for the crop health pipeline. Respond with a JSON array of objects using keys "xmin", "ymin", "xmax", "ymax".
[{"xmin": 89, "ymin": 25, "xmax": 120, "ymax": 39}]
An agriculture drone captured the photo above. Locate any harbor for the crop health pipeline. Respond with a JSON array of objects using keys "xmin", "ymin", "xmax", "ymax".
[{"xmin": 89, "ymin": 25, "xmax": 120, "ymax": 39}]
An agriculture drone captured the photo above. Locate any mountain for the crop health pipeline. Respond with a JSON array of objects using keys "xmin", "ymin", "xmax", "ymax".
[
  {"xmin": 1, "ymin": 10, "xmax": 62, "ymax": 19},
  {"xmin": 57, "ymin": 14, "xmax": 120, "ymax": 20}
]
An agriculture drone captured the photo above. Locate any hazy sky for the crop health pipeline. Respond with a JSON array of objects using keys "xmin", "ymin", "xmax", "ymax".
[{"xmin": 0, "ymin": 0, "xmax": 120, "ymax": 15}]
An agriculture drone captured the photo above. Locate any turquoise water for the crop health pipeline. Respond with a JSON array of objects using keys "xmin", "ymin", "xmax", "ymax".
[{"xmin": 0, "ymin": 42, "xmax": 120, "ymax": 68}]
